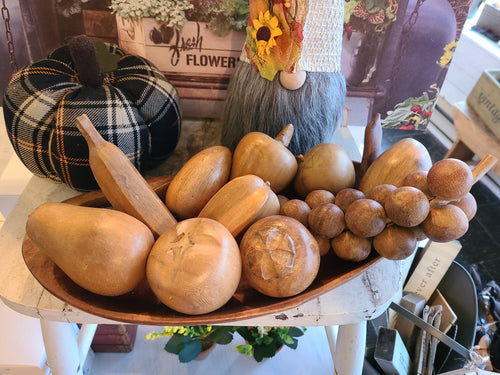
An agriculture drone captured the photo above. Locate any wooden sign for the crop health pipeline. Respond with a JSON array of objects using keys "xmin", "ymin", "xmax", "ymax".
[{"xmin": 116, "ymin": 17, "xmax": 246, "ymax": 118}]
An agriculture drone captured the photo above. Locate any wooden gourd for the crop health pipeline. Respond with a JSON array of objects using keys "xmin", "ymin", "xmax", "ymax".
[
  {"xmin": 359, "ymin": 138, "xmax": 433, "ymax": 193},
  {"xmin": 198, "ymin": 174, "xmax": 280, "ymax": 237},
  {"xmin": 76, "ymin": 114, "xmax": 177, "ymax": 238},
  {"xmin": 26, "ymin": 202, "xmax": 155, "ymax": 296},
  {"xmin": 165, "ymin": 145, "xmax": 232, "ymax": 219},
  {"xmin": 230, "ymin": 124, "xmax": 298, "ymax": 193}
]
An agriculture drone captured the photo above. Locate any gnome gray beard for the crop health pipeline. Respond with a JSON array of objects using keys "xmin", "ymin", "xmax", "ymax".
[{"xmin": 221, "ymin": 60, "xmax": 346, "ymax": 155}]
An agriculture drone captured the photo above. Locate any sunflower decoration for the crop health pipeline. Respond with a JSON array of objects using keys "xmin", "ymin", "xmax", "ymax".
[
  {"xmin": 245, "ymin": 0, "xmax": 304, "ymax": 81},
  {"xmin": 252, "ymin": 10, "xmax": 283, "ymax": 57}
]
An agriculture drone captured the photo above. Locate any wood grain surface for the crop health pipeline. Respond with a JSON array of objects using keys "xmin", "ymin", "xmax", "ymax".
[{"xmin": 22, "ymin": 175, "xmax": 383, "ymax": 325}]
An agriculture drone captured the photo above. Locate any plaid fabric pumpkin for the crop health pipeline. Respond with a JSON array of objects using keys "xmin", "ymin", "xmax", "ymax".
[{"xmin": 3, "ymin": 42, "xmax": 181, "ymax": 191}]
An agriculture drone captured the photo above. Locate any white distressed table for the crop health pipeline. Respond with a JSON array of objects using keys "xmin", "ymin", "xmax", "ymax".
[{"xmin": 0, "ymin": 120, "xmax": 413, "ymax": 375}]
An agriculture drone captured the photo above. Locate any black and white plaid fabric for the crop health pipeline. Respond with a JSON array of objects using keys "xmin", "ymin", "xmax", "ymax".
[{"xmin": 3, "ymin": 43, "xmax": 181, "ymax": 191}]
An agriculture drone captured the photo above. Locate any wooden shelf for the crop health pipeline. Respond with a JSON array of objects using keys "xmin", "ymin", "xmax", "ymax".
[{"xmin": 446, "ymin": 101, "xmax": 500, "ymax": 176}]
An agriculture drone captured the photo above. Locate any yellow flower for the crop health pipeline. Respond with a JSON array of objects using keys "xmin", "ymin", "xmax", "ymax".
[
  {"xmin": 438, "ymin": 41, "xmax": 457, "ymax": 68},
  {"xmin": 251, "ymin": 10, "xmax": 282, "ymax": 57}
]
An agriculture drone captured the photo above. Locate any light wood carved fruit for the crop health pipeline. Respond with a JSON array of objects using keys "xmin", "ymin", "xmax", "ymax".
[
  {"xmin": 384, "ymin": 186, "xmax": 430, "ymax": 227},
  {"xmin": 165, "ymin": 145, "xmax": 231, "ymax": 219},
  {"xmin": 373, "ymin": 225, "xmax": 417, "ymax": 260},
  {"xmin": 331, "ymin": 231, "xmax": 372, "ymax": 262},
  {"xmin": 359, "ymin": 138, "xmax": 432, "ymax": 194},
  {"xmin": 239, "ymin": 215, "xmax": 320, "ymax": 298},
  {"xmin": 146, "ymin": 217, "xmax": 241, "ymax": 315},
  {"xmin": 26, "ymin": 202, "xmax": 155, "ymax": 296},
  {"xmin": 231, "ymin": 124, "xmax": 297, "ymax": 193},
  {"xmin": 198, "ymin": 174, "xmax": 280, "ymax": 237},
  {"xmin": 345, "ymin": 199, "xmax": 387, "ymax": 238},
  {"xmin": 293, "ymin": 143, "xmax": 356, "ymax": 197}
]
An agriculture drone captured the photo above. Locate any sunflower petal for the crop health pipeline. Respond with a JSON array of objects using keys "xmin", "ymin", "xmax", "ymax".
[
  {"xmin": 253, "ymin": 18, "xmax": 262, "ymax": 29},
  {"xmin": 269, "ymin": 16, "xmax": 279, "ymax": 29}
]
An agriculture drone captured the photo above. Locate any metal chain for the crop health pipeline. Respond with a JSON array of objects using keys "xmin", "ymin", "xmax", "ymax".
[{"xmin": 2, "ymin": 0, "xmax": 19, "ymax": 72}]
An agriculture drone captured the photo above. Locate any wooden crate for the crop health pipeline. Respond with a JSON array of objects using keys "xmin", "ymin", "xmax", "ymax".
[
  {"xmin": 115, "ymin": 16, "xmax": 246, "ymax": 118},
  {"xmin": 476, "ymin": 2, "xmax": 500, "ymax": 36},
  {"xmin": 91, "ymin": 324, "xmax": 138, "ymax": 353},
  {"xmin": 83, "ymin": 10, "xmax": 118, "ymax": 44},
  {"xmin": 466, "ymin": 69, "xmax": 500, "ymax": 140}
]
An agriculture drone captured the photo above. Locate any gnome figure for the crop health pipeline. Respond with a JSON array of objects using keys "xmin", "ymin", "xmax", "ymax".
[{"xmin": 222, "ymin": 0, "xmax": 346, "ymax": 155}]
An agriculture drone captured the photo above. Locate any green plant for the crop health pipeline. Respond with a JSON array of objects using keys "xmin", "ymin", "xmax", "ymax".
[
  {"xmin": 109, "ymin": 0, "xmax": 249, "ymax": 35},
  {"xmin": 109, "ymin": 0, "xmax": 194, "ymax": 29},
  {"xmin": 235, "ymin": 326, "xmax": 306, "ymax": 362},
  {"xmin": 381, "ymin": 85, "xmax": 439, "ymax": 130},
  {"xmin": 147, "ymin": 326, "xmax": 235, "ymax": 363},
  {"xmin": 190, "ymin": 0, "xmax": 249, "ymax": 36}
]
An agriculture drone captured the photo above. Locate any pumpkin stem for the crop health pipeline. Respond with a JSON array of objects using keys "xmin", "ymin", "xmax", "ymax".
[
  {"xmin": 275, "ymin": 124, "xmax": 294, "ymax": 147},
  {"xmin": 69, "ymin": 35, "xmax": 104, "ymax": 87}
]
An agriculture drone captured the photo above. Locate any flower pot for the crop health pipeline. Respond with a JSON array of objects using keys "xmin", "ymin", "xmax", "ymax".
[
  {"xmin": 244, "ymin": 340, "xmax": 284, "ymax": 362},
  {"xmin": 194, "ymin": 340, "xmax": 216, "ymax": 361},
  {"xmin": 115, "ymin": 16, "xmax": 246, "ymax": 118}
]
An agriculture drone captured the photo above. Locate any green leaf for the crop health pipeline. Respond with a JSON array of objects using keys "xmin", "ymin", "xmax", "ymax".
[
  {"xmin": 210, "ymin": 328, "xmax": 234, "ymax": 345},
  {"xmin": 236, "ymin": 327, "xmax": 254, "ymax": 342},
  {"xmin": 92, "ymin": 41, "xmax": 120, "ymax": 73},
  {"xmin": 253, "ymin": 344, "xmax": 276, "ymax": 362},
  {"xmin": 287, "ymin": 327, "xmax": 304, "ymax": 338},
  {"xmin": 284, "ymin": 337, "xmax": 298, "ymax": 350},
  {"xmin": 261, "ymin": 335, "xmax": 273, "ymax": 345},
  {"xmin": 164, "ymin": 334, "xmax": 191, "ymax": 354},
  {"xmin": 235, "ymin": 344, "xmax": 252, "ymax": 355},
  {"xmin": 365, "ymin": 0, "xmax": 386, "ymax": 11},
  {"xmin": 280, "ymin": 334, "xmax": 295, "ymax": 345},
  {"xmin": 178, "ymin": 340, "xmax": 202, "ymax": 363},
  {"xmin": 344, "ymin": 1, "xmax": 358, "ymax": 24}
]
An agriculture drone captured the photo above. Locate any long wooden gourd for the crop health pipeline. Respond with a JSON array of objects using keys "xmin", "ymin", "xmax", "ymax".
[
  {"xmin": 76, "ymin": 114, "xmax": 177, "ymax": 238},
  {"xmin": 198, "ymin": 174, "xmax": 280, "ymax": 237}
]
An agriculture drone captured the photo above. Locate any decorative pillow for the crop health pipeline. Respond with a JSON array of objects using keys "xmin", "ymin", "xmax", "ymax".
[{"xmin": 3, "ymin": 36, "xmax": 181, "ymax": 191}]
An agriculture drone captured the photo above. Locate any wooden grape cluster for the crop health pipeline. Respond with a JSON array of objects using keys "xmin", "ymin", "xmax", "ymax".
[{"xmin": 279, "ymin": 157, "xmax": 491, "ymax": 262}]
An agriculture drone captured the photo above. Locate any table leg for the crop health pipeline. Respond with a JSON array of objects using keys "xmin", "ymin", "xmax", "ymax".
[
  {"xmin": 445, "ymin": 139, "xmax": 475, "ymax": 160},
  {"xmin": 40, "ymin": 321, "xmax": 97, "ymax": 375},
  {"xmin": 325, "ymin": 326, "xmax": 339, "ymax": 373},
  {"xmin": 333, "ymin": 321, "xmax": 367, "ymax": 375}
]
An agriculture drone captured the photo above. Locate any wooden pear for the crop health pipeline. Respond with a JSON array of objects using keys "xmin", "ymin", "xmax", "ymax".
[
  {"xmin": 359, "ymin": 138, "xmax": 432, "ymax": 194},
  {"xmin": 26, "ymin": 202, "xmax": 155, "ymax": 296}
]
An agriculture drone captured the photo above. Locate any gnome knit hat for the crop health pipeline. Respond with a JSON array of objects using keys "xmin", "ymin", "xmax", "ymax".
[{"xmin": 241, "ymin": 0, "xmax": 344, "ymax": 81}]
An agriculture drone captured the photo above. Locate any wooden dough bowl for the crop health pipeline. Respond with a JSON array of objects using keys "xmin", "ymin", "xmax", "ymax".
[{"xmin": 22, "ymin": 174, "xmax": 382, "ymax": 325}]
